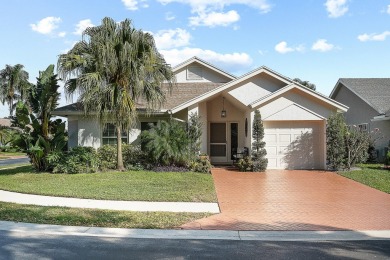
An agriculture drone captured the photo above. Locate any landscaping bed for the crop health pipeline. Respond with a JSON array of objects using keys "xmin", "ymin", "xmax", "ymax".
[
  {"xmin": 338, "ymin": 164, "xmax": 390, "ymax": 194},
  {"xmin": 0, "ymin": 202, "xmax": 211, "ymax": 229},
  {"xmin": 0, "ymin": 165, "xmax": 217, "ymax": 202}
]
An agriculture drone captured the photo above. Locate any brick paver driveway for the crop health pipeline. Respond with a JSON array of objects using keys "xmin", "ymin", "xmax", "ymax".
[{"xmin": 181, "ymin": 168, "xmax": 390, "ymax": 231}]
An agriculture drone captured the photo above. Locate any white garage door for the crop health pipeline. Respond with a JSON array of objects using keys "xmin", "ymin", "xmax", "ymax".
[{"xmin": 264, "ymin": 121, "xmax": 324, "ymax": 169}]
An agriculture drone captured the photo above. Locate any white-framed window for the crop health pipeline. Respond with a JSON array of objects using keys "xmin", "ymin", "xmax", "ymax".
[
  {"xmin": 358, "ymin": 123, "xmax": 368, "ymax": 132},
  {"xmin": 102, "ymin": 123, "xmax": 128, "ymax": 145},
  {"xmin": 187, "ymin": 66, "xmax": 203, "ymax": 80}
]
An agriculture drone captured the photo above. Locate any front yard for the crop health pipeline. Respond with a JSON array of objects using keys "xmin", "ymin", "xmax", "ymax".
[
  {"xmin": 0, "ymin": 202, "xmax": 211, "ymax": 229},
  {"xmin": 0, "ymin": 165, "xmax": 217, "ymax": 202},
  {"xmin": 338, "ymin": 164, "xmax": 390, "ymax": 194}
]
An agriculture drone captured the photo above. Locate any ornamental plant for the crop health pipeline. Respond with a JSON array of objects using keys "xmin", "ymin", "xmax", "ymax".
[{"xmin": 251, "ymin": 110, "xmax": 268, "ymax": 171}]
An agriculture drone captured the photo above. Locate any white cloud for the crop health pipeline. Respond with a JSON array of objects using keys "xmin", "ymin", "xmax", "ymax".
[
  {"xmin": 58, "ymin": 31, "xmax": 67, "ymax": 37},
  {"xmin": 189, "ymin": 10, "xmax": 240, "ymax": 27},
  {"xmin": 325, "ymin": 0, "xmax": 349, "ymax": 18},
  {"xmin": 387, "ymin": 5, "xmax": 390, "ymax": 14},
  {"xmin": 122, "ymin": 0, "xmax": 148, "ymax": 10},
  {"xmin": 158, "ymin": 0, "xmax": 271, "ymax": 13},
  {"xmin": 153, "ymin": 28, "xmax": 191, "ymax": 49},
  {"xmin": 157, "ymin": 0, "xmax": 270, "ymax": 27},
  {"xmin": 74, "ymin": 19, "xmax": 94, "ymax": 35},
  {"xmin": 312, "ymin": 39, "xmax": 335, "ymax": 52},
  {"xmin": 160, "ymin": 47, "xmax": 252, "ymax": 72},
  {"xmin": 30, "ymin": 16, "xmax": 61, "ymax": 34},
  {"xmin": 274, "ymin": 41, "xmax": 304, "ymax": 54},
  {"xmin": 358, "ymin": 31, "xmax": 390, "ymax": 42},
  {"xmin": 165, "ymin": 12, "xmax": 175, "ymax": 20}
]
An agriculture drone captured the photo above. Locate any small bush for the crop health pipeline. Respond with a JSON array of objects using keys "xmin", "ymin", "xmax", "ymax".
[
  {"xmin": 237, "ymin": 156, "xmax": 253, "ymax": 172},
  {"xmin": 52, "ymin": 146, "xmax": 99, "ymax": 174},
  {"xmin": 97, "ymin": 144, "xmax": 145, "ymax": 171},
  {"xmin": 123, "ymin": 145, "xmax": 146, "ymax": 166},
  {"xmin": 190, "ymin": 156, "xmax": 212, "ymax": 174},
  {"xmin": 97, "ymin": 145, "xmax": 117, "ymax": 170},
  {"xmin": 385, "ymin": 151, "xmax": 390, "ymax": 166}
]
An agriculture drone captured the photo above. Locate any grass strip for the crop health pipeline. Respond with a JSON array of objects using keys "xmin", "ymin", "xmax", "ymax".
[
  {"xmin": 0, "ymin": 166, "xmax": 217, "ymax": 202},
  {"xmin": 0, "ymin": 202, "xmax": 211, "ymax": 229},
  {"xmin": 338, "ymin": 164, "xmax": 390, "ymax": 194}
]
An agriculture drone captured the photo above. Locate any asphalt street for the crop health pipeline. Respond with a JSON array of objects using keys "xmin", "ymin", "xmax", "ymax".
[
  {"xmin": 1, "ymin": 232, "xmax": 390, "ymax": 260},
  {"xmin": 0, "ymin": 157, "xmax": 29, "ymax": 166}
]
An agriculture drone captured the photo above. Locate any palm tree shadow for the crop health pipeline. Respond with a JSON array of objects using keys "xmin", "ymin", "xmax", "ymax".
[
  {"xmin": 282, "ymin": 131, "xmax": 317, "ymax": 169},
  {"xmin": 0, "ymin": 165, "xmax": 34, "ymax": 175}
]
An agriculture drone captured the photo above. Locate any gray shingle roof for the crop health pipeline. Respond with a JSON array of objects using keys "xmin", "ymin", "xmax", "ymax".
[
  {"xmin": 338, "ymin": 78, "xmax": 390, "ymax": 114},
  {"xmin": 54, "ymin": 82, "xmax": 223, "ymax": 114}
]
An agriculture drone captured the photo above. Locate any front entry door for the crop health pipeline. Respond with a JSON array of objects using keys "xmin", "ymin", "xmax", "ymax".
[{"xmin": 210, "ymin": 123, "xmax": 227, "ymax": 163}]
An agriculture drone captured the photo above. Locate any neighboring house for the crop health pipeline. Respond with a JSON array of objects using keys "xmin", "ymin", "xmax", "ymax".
[
  {"xmin": 53, "ymin": 57, "xmax": 348, "ymax": 169},
  {"xmin": 330, "ymin": 78, "xmax": 390, "ymax": 161},
  {"xmin": 0, "ymin": 118, "xmax": 11, "ymax": 128}
]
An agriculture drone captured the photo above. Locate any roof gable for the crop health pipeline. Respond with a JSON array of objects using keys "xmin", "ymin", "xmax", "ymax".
[
  {"xmin": 171, "ymin": 66, "xmax": 293, "ymax": 113},
  {"xmin": 172, "ymin": 56, "xmax": 236, "ymax": 81},
  {"xmin": 263, "ymin": 104, "xmax": 325, "ymax": 121},
  {"xmin": 330, "ymin": 78, "xmax": 390, "ymax": 114}
]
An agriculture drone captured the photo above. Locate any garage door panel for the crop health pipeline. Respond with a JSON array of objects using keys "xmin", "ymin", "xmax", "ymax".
[
  {"xmin": 264, "ymin": 121, "xmax": 323, "ymax": 170},
  {"xmin": 279, "ymin": 134, "xmax": 291, "ymax": 142},
  {"xmin": 268, "ymin": 158, "xmax": 277, "ymax": 168},
  {"xmin": 265, "ymin": 134, "xmax": 277, "ymax": 142},
  {"xmin": 267, "ymin": 146, "xmax": 277, "ymax": 155}
]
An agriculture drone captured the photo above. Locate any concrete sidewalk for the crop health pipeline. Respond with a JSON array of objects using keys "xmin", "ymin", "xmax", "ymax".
[
  {"xmin": 1, "ymin": 221, "xmax": 390, "ymax": 241},
  {"xmin": 0, "ymin": 190, "xmax": 220, "ymax": 213}
]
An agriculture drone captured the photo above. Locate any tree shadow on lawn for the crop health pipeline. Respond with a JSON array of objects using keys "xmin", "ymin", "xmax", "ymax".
[{"xmin": 0, "ymin": 165, "xmax": 35, "ymax": 176}]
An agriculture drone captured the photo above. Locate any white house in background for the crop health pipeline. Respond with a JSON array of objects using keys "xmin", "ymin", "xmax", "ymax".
[
  {"xmin": 53, "ymin": 57, "xmax": 348, "ymax": 169},
  {"xmin": 330, "ymin": 78, "xmax": 390, "ymax": 161}
]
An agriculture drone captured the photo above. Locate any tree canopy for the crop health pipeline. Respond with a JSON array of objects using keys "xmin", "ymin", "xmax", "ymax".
[
  {"xmin": 0, "ymin": 64, "xmax": 30, "ymax": 116},
  {"xmin": 293, "ymin": 78, "xmax": 316, "ymax": 91},
  {"xmin": 57, "ymin": 17, "xmax": 174, "ymax": 170}
]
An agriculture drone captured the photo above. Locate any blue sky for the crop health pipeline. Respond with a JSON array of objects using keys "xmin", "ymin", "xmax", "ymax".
[{"xmin": 1, "ymin": 0, "xmax": 389, "ymax": 117}]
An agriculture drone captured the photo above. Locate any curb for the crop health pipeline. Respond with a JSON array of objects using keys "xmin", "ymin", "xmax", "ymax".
[{"xmin": 2, "ymin": 221, "xmax": 390, "ymax": 241}]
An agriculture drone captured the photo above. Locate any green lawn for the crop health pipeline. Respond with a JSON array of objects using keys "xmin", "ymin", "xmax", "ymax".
[
  {"xmin": 0, "ymin": 202, "xmax": 211, "ymax": 229},
  {"xmin": 338, "ymin": 164, "xmax": 390, "ymax": 194},
  {"xmin": 0, "ymin": 165, "xmax": 217, "ymax": 202}
]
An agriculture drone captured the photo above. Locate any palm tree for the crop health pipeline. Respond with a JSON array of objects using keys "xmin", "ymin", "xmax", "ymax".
[
  {"xmin": 58, "ymin": 17, "xmax": 174, "ymax": 171},
  {"xmin": 29, "ymin": 64, "xmax": 61, "ymax": 140},
  {"xmin": 0, "ymin": 64, "xmax": 30, "ymax": 116}
]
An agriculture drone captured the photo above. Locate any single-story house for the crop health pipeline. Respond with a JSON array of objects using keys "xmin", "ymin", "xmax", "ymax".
[
  {"xmin": 53, "ymin": 57, "xmax": 348, "ymax": 169},
  {"xmin": 330, "ymin": 78, "xmax": 390, "ymax": 161}
]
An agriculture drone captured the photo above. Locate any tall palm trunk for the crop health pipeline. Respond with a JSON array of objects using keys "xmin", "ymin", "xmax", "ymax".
[{"xmin": 116, "ymin": 124, "xmax": 125, "ymax": 171}]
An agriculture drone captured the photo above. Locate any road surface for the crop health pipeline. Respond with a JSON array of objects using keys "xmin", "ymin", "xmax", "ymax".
[{"xmin": 1, "ymin": 231, "xmax": 389, "ymax": 259}]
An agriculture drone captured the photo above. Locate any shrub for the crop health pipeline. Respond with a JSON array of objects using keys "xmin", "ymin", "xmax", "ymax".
[
  {"xmin": 97, "ymin": 144, "xmax": 145, "ymax": 171},
  {"xmin": 52, "ymin": 146, "xmax": 99, "ymax": 174},
  {"xmin": 188, "ymin": 112, "xmax": 202, "ymax": 159},
  {"xmin": 141, "ymin": 120, "xmax": 190, "ymax": 166},
  {"xmin": 97, "ymin": 145, "xmax": 117, "ymax": 170},
  {"xmin": 237, "ymin": 156, "xmax": 253, "ymax": 172},
  {"xmin": 190, "ymin": 156, "xmax": 212, "ymax": 174},
  {"xmin": 326, "ymin": 113, "xmax": 347, "ymax": 170},
  {"xmin": 122, "ymin": 144, "xmax": 145, "ymax": 167},
  {"xmin": 326, "ymin": 113, "xmax": 382, "ymax": 170},
  {"xmin": 251, "ymin": 110, "xmax": 267, "ymax": 172}
]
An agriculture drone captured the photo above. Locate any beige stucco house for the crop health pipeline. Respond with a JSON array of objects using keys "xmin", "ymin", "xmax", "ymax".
[
  {"xmin": 330, "ymin": 78, "xmax": 390, "ymax": 161},
  {"xmin": 53, "ymin": 57, "xmax": 348, "ymax": 169}
]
